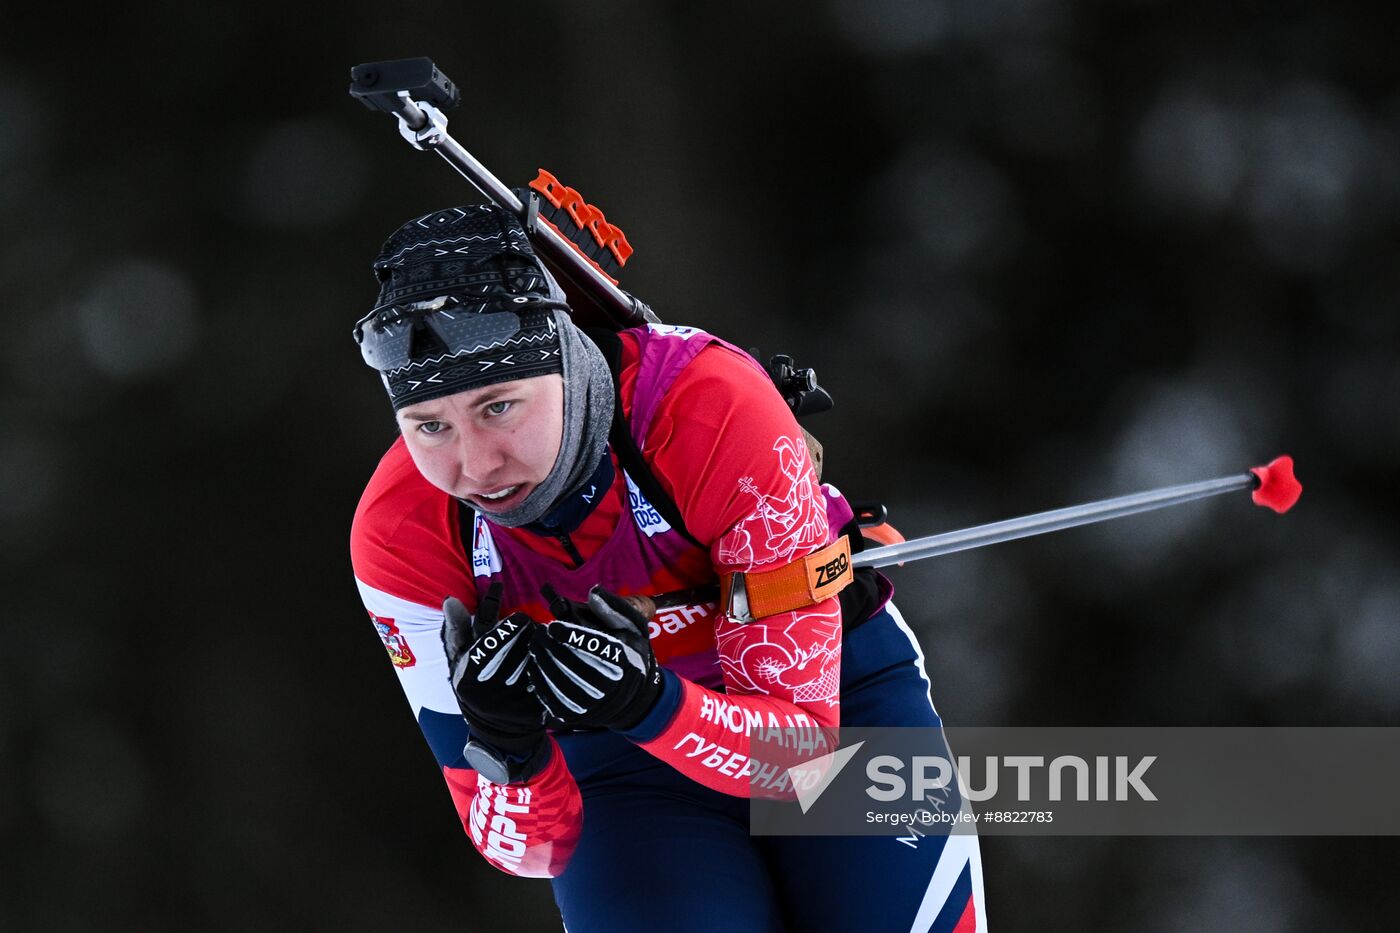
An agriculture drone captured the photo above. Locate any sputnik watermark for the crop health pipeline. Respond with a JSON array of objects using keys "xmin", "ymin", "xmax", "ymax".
[
  {"xmin": 749, "ymin": 727, "xmax": 1400, "ymax": 836},
  {"xmin": 866, "ymin": 754, "xmax": 1156, "ymax": 802}
]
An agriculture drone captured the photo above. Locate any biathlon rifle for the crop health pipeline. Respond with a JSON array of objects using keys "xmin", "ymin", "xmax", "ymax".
[
  {"xmin": 348, "ymin": 57, "xmax": 1303, "ymax": 618},
  {"xmin": 349, "ymin": 56, "xmax": 832, "ymax": 417}
]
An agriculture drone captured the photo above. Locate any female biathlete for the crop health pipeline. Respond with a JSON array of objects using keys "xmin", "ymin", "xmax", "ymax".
[{"xmin": 349, "ymin": 204, "xmax": 987, "ymax": 932}]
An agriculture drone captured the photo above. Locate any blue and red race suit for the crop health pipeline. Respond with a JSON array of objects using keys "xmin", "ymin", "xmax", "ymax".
[{"xmin": 351, "ymin": 324, "xmax": 987, "ymax": 931}]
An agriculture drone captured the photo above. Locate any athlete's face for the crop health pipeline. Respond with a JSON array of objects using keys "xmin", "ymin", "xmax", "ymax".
[{"xmin": 396, "ymin": 374, "xmax": 565, "ymax": 513}]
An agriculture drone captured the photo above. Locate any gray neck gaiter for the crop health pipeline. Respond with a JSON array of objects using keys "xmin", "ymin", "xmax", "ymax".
[{"xmin": 474, "ymin": 310, "xmax": 614, "ymax": 528}]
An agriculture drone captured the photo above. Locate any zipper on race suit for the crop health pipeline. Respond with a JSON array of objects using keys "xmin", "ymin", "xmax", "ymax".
[{"xmin": 554, "ymin": 531, "xmax": 585, "ymax": 569}]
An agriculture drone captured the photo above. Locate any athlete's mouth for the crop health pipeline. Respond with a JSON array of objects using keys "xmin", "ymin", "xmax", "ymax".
[{"xmin": 472, "ymin": 484, "xmax": 527, "ymax": 509}]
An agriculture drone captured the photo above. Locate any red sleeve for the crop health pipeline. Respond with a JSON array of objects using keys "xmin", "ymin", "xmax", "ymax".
[
  {"xmin": 353, "ymin": 439, "xmax": 582, "ymax": 875},
  {"xmin": 442, "ymin": 741, "xmax": 583, "ymax": 878},
  {"xmin": 623, "ymin": 340, "xmax": 842, "ymax": 797},
  {"xmin": 350, "ymin": 435, "xmax": 479, "ymax": 615}
]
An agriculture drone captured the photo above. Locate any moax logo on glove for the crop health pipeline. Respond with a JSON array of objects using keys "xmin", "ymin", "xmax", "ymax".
[
  {"xmin": 468, "ymin": 616, "xmax": 528, "ymax": 664},
  {"xmin": 564, "ymin": 630, "xmax": 624, "ymax": 663},
  {"xmin": 867, "ymin": 754, "xmax": 1158, "ymax": 803}
]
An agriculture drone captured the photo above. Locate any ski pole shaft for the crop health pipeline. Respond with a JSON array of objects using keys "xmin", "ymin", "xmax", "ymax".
[
  {"xmin": 863, "ymin": 454, "xmax": 1301, "ymax": 570},
  {"xmin": 642, "ymin": 456, "xmax": 1301, "ymax": 613},
  {"xmin": 853, "ymin": 473, "xmax": 1248, "ymax": 569}
]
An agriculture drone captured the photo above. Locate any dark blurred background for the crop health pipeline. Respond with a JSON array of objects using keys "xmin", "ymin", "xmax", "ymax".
[{"xmin": 3, "ymin": 1, "xmax": 1398, "ymax": 930}]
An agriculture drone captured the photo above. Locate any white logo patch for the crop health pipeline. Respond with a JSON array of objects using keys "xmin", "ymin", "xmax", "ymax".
[
  {"xmin": 471, "ymin": 514, "xmax": 502, "ymax": 576},
  {"xmin": 646, "ymin": 323, "xmax": 700, "ymax": 340},
  {"xmin": 625, "ymin": 472, "xmax": 672, "ymax": 538}
]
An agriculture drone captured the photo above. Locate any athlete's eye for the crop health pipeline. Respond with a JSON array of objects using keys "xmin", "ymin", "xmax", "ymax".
[
  {"xmin": 418, "ymin": 420, "xmax": 446, "ymax": 435},
  {"xmin": 485, "ymin": 400, "xmax": 513, "ymax": 417}
]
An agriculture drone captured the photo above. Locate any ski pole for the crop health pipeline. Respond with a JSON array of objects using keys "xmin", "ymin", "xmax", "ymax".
[
  {"xmin": 635, "ymin": 455, "xmax": 1302, "ymax": 615},
  {"xmin": 348, "ymin": 57, "xmax": 658, "ymax": 330}
]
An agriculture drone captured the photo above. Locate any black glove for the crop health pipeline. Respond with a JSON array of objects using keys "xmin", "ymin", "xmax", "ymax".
[
  {"xmin": 529, "ymin": 584, "xmax": 664, "ymax": 732},
  {"xmin": 441, "ymin": 582, "xmax": 548, "ymax": 777}
]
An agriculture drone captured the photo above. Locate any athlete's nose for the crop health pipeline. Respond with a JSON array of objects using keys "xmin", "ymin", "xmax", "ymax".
[{"xmin": 455, "ymin": 427, "xmax": 506, "ymax": 489}]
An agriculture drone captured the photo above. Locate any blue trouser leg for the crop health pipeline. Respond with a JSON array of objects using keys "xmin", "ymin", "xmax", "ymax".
[
  {"xmin": 757, "ymin": 604, "xmax": 983, "ymax": 932},
  {"xmin": 549, "ymin": 732, "xmax": 785, "ymax": 933}
]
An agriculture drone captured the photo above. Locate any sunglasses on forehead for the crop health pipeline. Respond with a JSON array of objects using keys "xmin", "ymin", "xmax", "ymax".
[{"xmin": 353, "ymin": 296, "xmax": 570, "ymax": 374}]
